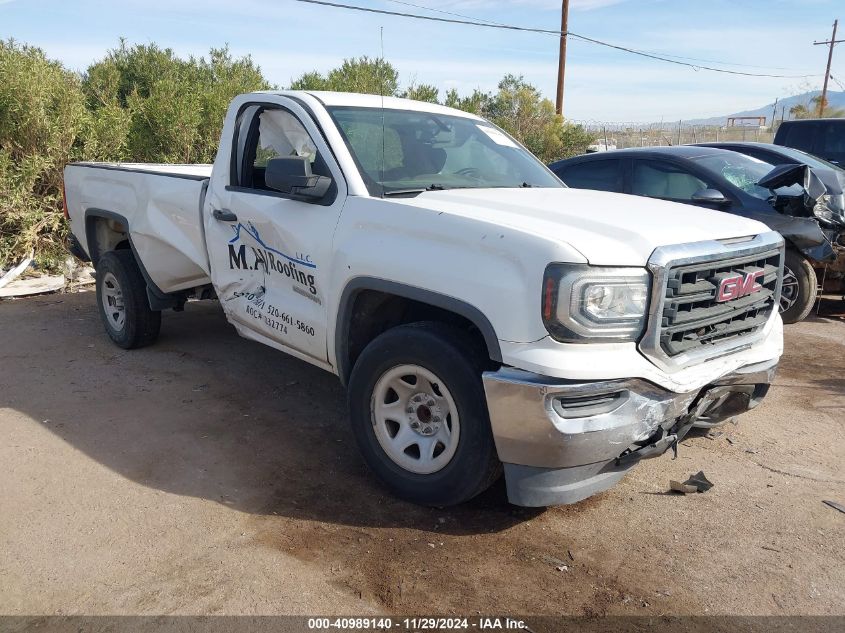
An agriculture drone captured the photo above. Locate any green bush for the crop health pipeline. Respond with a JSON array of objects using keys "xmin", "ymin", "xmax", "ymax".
[
  {"xmin": 84, "ymin": 41, "xmax": 271, "ymax": 163},
  {"xmin": 0, "ymin": 40, "xmax": 88, "ymax": 270},
  {"xmin": 0, "ymin": 40, "xmax": 270, "ymax": 271}
]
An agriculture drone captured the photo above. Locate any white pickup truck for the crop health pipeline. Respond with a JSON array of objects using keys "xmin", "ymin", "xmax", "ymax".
[{"xmin": 64, "ymin": 91, "xmax": 785, "ymax": 507}]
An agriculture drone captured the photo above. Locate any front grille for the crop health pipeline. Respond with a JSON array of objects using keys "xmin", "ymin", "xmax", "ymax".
[{"xmin": 658, "ymin": 248, "xmax": 781, "ymax": 357}]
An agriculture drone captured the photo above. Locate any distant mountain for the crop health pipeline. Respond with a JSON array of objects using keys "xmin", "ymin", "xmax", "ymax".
[{"xmin": 684, "ymin": 90, "xmax": 845, "ymax": 126}]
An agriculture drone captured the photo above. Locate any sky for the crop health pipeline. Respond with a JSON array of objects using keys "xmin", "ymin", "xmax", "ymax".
[{"xmin": 1, "ymin": 0, "xmax": 842, "ymax": 122}]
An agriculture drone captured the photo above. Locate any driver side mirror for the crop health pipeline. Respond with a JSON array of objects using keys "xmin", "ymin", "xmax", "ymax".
[
  {"xmin": 691, "ymin": 188, "xmax": 730, "ymax": 206},
  {"xmin": 265, "ymin": 157, "xmax": 332, "ymax": 200}
]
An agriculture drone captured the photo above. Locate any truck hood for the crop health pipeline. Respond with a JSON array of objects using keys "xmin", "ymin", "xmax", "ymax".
[{"xmin": 392, "ymin": 187, "xmax": 770, "ymax": 266}]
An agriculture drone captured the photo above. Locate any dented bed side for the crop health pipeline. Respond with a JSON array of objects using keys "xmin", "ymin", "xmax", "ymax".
[{"xmin": 64, "ymin": 162, "xmax": 213, "ymax": 294}]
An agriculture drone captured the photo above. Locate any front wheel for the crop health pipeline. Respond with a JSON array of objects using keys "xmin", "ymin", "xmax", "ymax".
[
  {"xmin": 780, "ymin": 250, "xmax": 817, "ymax": 324},
  {"xmin": 347, "ymin": 323, "xmax": 501, "ymax": 506}
]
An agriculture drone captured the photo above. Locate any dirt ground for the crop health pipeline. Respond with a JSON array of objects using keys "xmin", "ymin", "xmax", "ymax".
[{"xmin": 1, "ymin": 290, "xmax": 843, "ymax": 619}]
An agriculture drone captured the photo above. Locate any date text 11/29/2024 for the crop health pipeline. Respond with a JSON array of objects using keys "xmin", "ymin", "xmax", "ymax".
[{"xmin": 307, "ymin": 617, "xmax": 527, "ymax": 630}]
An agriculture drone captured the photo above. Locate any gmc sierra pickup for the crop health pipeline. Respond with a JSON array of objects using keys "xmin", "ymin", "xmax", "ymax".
[{"xmin": 64, "ymin": 91, "xmax": 785, "ymax": 507}]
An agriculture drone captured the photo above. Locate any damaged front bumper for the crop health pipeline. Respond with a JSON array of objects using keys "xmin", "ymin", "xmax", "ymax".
[{"xmin": 482, "ymin": 359, "xmax": 777, "ymax": 507}]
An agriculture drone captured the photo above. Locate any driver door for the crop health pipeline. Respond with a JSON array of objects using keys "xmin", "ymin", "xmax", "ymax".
[{"xmin": 203, "ymin": 99, "xmax": 346, "ymax": 366}]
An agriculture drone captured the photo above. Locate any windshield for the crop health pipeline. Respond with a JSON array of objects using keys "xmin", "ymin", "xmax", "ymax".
[
  {"xmin": 327, "ymin": 106, "xmax": 563, "ymax": 196},
  {"xmin": 691, "ymin": 151, "xmax": 803, "ymax": 200}
]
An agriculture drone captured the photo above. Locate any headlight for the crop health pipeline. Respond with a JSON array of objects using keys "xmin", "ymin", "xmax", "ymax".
[{"xmin": 542, "ymin": 264, "xmax": 650, "ymax": 342}]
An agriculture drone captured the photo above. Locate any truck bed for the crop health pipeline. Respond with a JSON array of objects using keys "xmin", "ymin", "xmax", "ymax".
[{"xmin": 64, "ymin": 162, "xmax": 213, "ymax": 294}]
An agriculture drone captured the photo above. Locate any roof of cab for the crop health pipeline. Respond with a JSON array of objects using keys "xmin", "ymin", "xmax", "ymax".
[
  {"xmin": 550, "ymin": 145, "xmax": 736, "ymax": 168},
  {"xmin": 247, "ymin": 90, "xmax": 485, "ymax": 120}
]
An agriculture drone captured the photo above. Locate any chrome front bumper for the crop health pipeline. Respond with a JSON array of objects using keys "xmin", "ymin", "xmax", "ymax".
[{"xmin": 482, "ymin": 359, "xmax": 777, "ymax": 507}]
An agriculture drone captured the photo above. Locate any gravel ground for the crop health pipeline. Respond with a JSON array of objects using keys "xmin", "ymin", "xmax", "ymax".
[{"xmin": 1, "ymin": 290, "xmax": 843, "ymax": 619}]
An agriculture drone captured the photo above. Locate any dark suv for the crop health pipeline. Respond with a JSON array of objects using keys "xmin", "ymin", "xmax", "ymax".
[{"xmin": 774, "ymin": 119, "xmax": 845, "ymax": 166}]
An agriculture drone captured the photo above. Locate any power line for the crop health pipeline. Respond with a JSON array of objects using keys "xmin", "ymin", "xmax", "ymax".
[
  {"xmin": 293, "ymin": 0, "xmax": 819, "ymax": 79},
  {"xmin": 566, "ymin": 32, "xmax": 816, "ymax": 78},
  {"xmin": 294, "ymin": 0, "xmax": 563, "ymax": 35},
  {"xmin": 615, "ymin": 49, "xmax": 814, "ymax": 72},
  {"xmin": 386, "ymin": 0, "xmax": 814, "ymax": 73},
  {"xmin": 384, "ymin": 0, "xmax": 505, "ymax": 27}
]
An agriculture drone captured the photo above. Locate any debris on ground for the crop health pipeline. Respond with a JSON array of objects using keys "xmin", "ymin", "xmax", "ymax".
[
  {"xmin": 670, "ymin": 471, "xmax": 714, "ymax": 494},
  {"xmin": 669, "ymin": 480, "xmax": 698, "ymax": 494},
  {"xmin": 0, "ymin": 275, "xmax": 65, "ymax": 298},
  {"xmin": 0, "ymin": 253, "xmax": 33, "ymax": 290},
  {"xmin": 65, "ymin": 258, "xmax": 96, "ymax": 289},
  {"xmin": 541, "ymin": 554, "xmax": 570, "ymax": 570},
  {"xmin": 822, "ymin": 500, "xmax": 845, "ymax": 514},
  {"xmin": 0, "ymin": 256, "xmax": 95, "ymax": 299},
  {"xmin": 685, "ymin": 471, "xmax": 714, "ymax": 492}
]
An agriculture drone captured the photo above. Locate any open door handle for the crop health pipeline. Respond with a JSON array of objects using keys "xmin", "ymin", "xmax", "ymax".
[{"xmin": 213, "ymin": 209, "xmax": 237, "ymax": 222}]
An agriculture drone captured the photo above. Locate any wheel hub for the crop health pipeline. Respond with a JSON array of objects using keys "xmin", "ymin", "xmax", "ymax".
[
  {"xmin": 101, "ymin": 271, "xmax": 126, "ymax": 330},
  {"xmin": 780, "ymin": 266, "xmax": 799, "ymax": 312},
  {"xmin": 407, "ymin": 392, "xmax": 443, "ymax": 436},
  {"xmin": 370, "ymin": 364, "xmax": 460, "ymax": 475}
]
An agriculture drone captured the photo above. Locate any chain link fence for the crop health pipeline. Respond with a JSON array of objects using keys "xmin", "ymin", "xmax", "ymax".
[{"xmin": 570, "ymin": 120, "xmax": 775, "ymax": 150}]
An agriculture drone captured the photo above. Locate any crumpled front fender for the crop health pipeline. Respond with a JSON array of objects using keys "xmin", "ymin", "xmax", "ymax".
[{"xmin": 763, "ymin": 214, "xmax": 836, "ymax": 263}]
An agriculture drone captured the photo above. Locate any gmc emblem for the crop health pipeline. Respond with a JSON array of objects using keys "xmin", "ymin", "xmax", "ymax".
[{"xmin": 716, "ymin": 270, "xmax": 764, "ymax": 302}]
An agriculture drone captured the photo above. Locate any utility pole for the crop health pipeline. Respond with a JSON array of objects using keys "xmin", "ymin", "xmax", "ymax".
[
  {"xmin": 555, "ymin": 0, "xmax": 570, "ymax": 116},
  {"xmin": 770, "ymin": 97, "xmax": 778, "ymax": 130},
  {"xmin": 814, "ymin": 19, "xmax": 843, "ymax": 118}
]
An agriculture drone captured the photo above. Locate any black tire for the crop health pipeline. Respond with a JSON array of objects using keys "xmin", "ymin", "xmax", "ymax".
[
  {"xmin": 347, "ymin": 322, "xmax": 501, "ymax": 506},
  {"xmin": 95, "ymin": 250, "xmax": 161, "ymax": 349},
  {"xmin": 780, "ymin": 250, "xmax": 817, "ymax": 324}
]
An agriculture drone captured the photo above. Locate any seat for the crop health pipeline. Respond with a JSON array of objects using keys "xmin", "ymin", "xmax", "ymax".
[{"xmin": 632, "ymin": 164, "xmax": 669, "ymax": 198}]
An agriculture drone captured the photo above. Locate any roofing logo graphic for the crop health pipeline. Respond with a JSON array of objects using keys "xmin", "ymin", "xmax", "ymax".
[
  {"xmin": 227, "ymin": 222, "xmax": 318, "ymax": 296},
  {"xmin": 228, "ymin": 222, "xmax": 315, "ymax": 269}
]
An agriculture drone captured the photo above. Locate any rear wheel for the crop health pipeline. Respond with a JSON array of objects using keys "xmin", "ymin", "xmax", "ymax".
[
  {"xmin": 347, "ymin": 323, "xmax": 501, "ymax": 506},
  {"xmin": 95, "ymin": 250, "xmax": 161, "ymax": 349},
  {"xmin": 780, "ymin": 250, "xmax": 817, "ymax": 324}
]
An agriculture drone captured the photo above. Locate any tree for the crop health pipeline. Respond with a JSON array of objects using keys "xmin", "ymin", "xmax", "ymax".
[
  {"xmin": 478, "ymin": 75, "xmax": 594, "ymax": 163},
  {"xmin": 444, "ymin": 88, "xmax": 490, "ymax": 115},
  {"xmin": 290, "ymin": 56, "xmax": 398, "ymax": 96},
  {"xmin": 84, "ymin": 41, "xmax": 270, "ymax": 163},
  {"xmin": 788, "ymin": 95, "xmax": 845, "ymax": 119},
  {"xmin": 402, "ymin": 83, "xmax": 440, "ymax": 103},
  {"xmin": 0, "ymin": 40, "xmax": 88, "ymax": 269},
  {"xmin": 789, "ymin": 103, "xmax": 810, "ymax": 119}
]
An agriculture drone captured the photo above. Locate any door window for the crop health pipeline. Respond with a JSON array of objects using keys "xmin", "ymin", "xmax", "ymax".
[
  {"xmin": 557, "ymin": 159, "xmax": 623, "ymax": 193},
  {"xmin": 632, "ymin": 160, "xmax": 708, "ymax": 200},
  {"xmin": 236, "ymin": 108, "xmax": 329, "ymax": 191}
]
